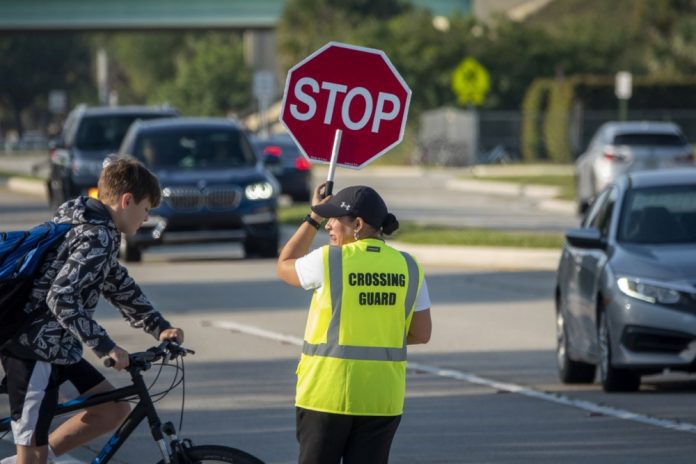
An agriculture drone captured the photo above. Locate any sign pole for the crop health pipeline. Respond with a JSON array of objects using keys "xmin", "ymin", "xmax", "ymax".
[{"xmin": 325, "ymin": 129, "xmax": 342, "ymax": 196}]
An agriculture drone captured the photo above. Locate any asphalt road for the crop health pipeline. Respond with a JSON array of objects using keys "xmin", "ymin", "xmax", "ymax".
[
  {"xmin": 2, "ymin": 188, "xmax": 696, "ymax": 463},
  {"xmin": 0, "ymin": 154, "xmax": 580, "ymax": 232},
  {"xmin": 312, "ymin": 166, "xmax": 580, "ymax": 232}
]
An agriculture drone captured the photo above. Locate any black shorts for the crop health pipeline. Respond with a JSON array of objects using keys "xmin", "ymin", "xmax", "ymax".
[{"xmin": 0, "ymin": 354, "xmax": 105, "ymax": 446}]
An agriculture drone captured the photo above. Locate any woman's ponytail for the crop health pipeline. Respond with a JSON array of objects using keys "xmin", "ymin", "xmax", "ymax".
[{"xmin": 381, "ymin": 213, "xmax": 399, "ymax": 235}]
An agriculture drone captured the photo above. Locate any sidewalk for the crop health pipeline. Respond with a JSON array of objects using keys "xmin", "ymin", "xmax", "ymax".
[{"xmin": 0, "ymin": 155, "xmax": 564, "ymax": 271}]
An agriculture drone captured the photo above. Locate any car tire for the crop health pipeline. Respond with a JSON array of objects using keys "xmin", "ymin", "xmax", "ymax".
[
  {"xmin": 556, "ymin": 308, "xmax": 596, "ymax": 383},
  {"xmin": 292, "ymin": 190, "xmax": 311, "ymax": 203},
  {"xmin": 48, "ymin": 181, "xmax": 65, "ymax": 210},
  {"xmin": 119, "ymin": 235, "xmax": 142, "ymax": 263},
  {"xmin": 244, "ymin": 235, "xmax": 279, "ymax": 259},
  {"xmin": 598, "ymin": 311, "xmax": 640, "ymax": 392}
]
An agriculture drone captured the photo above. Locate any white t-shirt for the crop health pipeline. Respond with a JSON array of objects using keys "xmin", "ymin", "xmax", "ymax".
[{"xmin": 295, "ymin": 247, "xmax": 431, "ymax": 312}]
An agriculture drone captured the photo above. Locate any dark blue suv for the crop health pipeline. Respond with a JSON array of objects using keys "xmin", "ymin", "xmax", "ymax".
[{"xmin": 118, "ymin": 118, "xmax": 280, "ymax": 262}]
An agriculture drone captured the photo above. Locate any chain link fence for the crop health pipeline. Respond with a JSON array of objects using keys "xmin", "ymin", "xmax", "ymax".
[{"xmin": 417, "ymin": 107, "xmax": 696, "ymax": 166}]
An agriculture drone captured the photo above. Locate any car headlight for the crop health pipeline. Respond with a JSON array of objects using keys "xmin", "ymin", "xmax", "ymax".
[
  {"xmin": 617, "ymin": 277, "xmax": 682, "ymax": 304},
  {"xmin": 245, "ymin": 182, "xmax": 274, "ymax": 200}
]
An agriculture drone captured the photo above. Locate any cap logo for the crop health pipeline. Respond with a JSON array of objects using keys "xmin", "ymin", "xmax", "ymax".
[{"xmin": 340, "ymin": 202, "xmax": 351, "ymax": 211}]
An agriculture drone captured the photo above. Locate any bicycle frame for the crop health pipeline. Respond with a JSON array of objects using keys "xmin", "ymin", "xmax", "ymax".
[{"xmin": 1, "ymin": 361, "xmax": 175, "ymax": 464}]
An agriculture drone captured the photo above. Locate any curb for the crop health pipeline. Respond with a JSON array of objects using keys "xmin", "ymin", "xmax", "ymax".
[
  {"xmin": 5, "ymin": 176, "xmax": 47, "ymax": 197},
  {"xmin": 393, "ymin": 242, "xmax": 561, "ymax": 271},
  {"xmin": 445, "ymin": 178, "xmax": 576, "ymax": 215},
  {"xmin": 446, "ymin": 178, "xmax": 559, "ymax": 199},
  {"xmin": 2, "ymin": 175, "xmax": 564, "ymax": 272}
]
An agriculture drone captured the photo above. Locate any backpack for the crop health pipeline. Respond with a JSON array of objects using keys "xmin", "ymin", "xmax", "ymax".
[{"xmin": 0, "ymin": 221, "xmax": 71, "ymax": 350}]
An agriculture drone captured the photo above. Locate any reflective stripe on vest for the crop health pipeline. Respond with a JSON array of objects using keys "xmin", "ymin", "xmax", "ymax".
[{"xmin": 302, "ymin": 245, "xmax": 420, "ymax": 362}]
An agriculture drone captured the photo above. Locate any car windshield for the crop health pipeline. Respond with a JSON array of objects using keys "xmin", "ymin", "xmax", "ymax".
[
  {"xmin": 133, "ymin": 128, "xmax": 257, "ymax": 169},
  {"xmin": 618, "ymin": 185, "xmax": 696, "ymax": 245},
  {"xmin": 76, "ymin": 114, "xmax": 163, "ymax": 151},
  {"xmin": 612, "ymin": 132, "xmax": 685, "ymax": 147}
]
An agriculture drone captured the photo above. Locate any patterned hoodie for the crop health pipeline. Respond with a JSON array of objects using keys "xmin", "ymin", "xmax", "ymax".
[{"xmin": 5, "ymin": 196, "xmax": 171, "ymax": 365}]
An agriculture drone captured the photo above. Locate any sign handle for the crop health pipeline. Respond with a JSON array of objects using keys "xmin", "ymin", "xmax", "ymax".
[{"xmin": 325, "ymin": 129, "xmax": 342, "ymax": 197}]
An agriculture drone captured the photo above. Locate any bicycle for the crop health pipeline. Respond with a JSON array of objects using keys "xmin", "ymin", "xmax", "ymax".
[{"xmin": 1, "ymin": 341, "xmax": 265, "ymax": 464}]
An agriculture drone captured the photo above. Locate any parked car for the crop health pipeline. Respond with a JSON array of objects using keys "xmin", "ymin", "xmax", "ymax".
[
  {"xmin": 555, "ymin": 168, "xmax": 696, "ymax": 392},
  {"xmin": 575, "ymin": 121, "xmax": 693, "ymax": 214},
  {"xmin": 118, "ymin": 117, "xmax": 280, "ymax": 262},
  {"xmin": 47, "ymin": 104, "xmax": 178, "ymax": 208},
  {"xmin": 251, "ymin": 133, "xmax": 312, "ymax": 202}
]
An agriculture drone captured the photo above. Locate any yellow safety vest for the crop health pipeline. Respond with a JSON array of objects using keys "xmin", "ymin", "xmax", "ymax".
[{"xmin": 296, "ymin": 238, "xmax": 423, "ymax": 416}]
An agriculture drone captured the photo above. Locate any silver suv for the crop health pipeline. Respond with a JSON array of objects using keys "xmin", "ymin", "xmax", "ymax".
[{"xmin": 575, "ymin": 121, "xmax": 693, "ymax": 214}]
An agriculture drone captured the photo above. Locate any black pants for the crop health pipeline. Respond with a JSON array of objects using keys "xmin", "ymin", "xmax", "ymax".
[{"xmin": 296, "ymin": 407, "xmax": 401, "ymax": 464}]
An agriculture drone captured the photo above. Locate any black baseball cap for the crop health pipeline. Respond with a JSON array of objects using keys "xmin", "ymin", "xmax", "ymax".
[{"xmin": 312, "ymin": 185, "xmax": 388, "ymax": 230}]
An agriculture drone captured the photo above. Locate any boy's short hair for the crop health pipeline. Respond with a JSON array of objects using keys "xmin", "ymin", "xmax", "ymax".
[{"xmin": 98, "ymin": 154, "xmax": 161, "ymax": 207}]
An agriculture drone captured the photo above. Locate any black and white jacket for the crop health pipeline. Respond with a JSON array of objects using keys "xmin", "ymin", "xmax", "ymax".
[{"xmin": 6, "ymin": 196, "xmax": 171, "ymax": 365}]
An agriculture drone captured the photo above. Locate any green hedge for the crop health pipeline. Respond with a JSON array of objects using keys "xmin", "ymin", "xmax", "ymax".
[
  {"xmin": 521, "ymin": 75, "xmax": 696, "ymax": 163},
  {"xmin": 520, "ymin": 79, "xmax": 549, "ymax": 162}
]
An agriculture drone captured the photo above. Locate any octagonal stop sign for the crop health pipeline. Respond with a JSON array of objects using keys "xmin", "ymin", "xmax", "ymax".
[{"xmin": 280, "ymin": 42, "xmax": 411, "ymax": 168}]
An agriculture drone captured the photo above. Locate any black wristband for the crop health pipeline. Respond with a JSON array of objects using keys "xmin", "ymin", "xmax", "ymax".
[{"xmin": 304, "ymin": 214, "xmax": 321, "ymax": 230}]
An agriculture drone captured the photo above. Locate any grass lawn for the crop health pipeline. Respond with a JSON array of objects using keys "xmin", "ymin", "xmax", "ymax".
[
  {"xmin": 0, "ymin": 170, "xmax": 43, "ymax": 180},
  {"xmin": 278, "ymin": 204, "xmax": 564, "ymax": 249}
]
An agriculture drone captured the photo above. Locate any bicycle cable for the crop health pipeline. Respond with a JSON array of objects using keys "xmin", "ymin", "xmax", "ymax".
[
  {"xmin": 148, "ymin": 357, "xmax": 184, "ymax": 404},
  {"xmin": 178, "ymin": 355, "xmax": 186, "ymax": 432}
]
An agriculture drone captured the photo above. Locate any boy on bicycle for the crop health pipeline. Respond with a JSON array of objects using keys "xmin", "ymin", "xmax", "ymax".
[{"xmin": 0, "ymin": 155, "xmax": 183, "ymax": 464}]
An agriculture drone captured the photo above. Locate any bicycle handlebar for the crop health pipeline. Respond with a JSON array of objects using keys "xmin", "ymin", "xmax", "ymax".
[{"xmin": 103, "ymin": 340, "xmax": 195, "ymax": 369}]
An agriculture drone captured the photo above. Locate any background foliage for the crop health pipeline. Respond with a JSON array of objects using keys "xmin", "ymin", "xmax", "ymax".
[{"xmin": 0, "ymin": 0, "xmax": 694, "ymax": 145}]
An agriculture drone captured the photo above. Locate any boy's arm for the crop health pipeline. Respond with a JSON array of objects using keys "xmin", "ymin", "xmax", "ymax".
[
  {"xmin": 101, "ymin": 262, "xmax": 172, "ymax": 339},
  {"xmin": 46, "ymin": 230, "xmax": 117, "ymax": 358}
]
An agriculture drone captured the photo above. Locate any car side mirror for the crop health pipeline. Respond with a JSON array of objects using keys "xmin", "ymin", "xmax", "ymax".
[
  {"xmin": 49, "ymin": 145, "xmax": 70, "ymax": 167},
  {"xmin": 565, "ymin": 227, "xmax": 605, "ymax": 249},
  {"xmin": 49, "ymin": 137, "xmax": 65, "ymax": 150}
]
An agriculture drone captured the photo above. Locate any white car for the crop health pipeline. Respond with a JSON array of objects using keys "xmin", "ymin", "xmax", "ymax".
[{"xmin": 575, "ymin": 121, "xmax": 693, "ymax": 214}]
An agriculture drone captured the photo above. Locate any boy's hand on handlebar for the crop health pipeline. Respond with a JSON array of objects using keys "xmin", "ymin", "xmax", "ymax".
[
  {"xmin": 107, "ymin": 345, "xmax": 130, "ymax": 370},
  {"xmin": 159, "ymin": 327, "xmax": 184, "ymax": 344}
]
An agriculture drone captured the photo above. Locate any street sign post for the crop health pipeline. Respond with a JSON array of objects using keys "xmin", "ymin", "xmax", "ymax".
[
  {"xmin": 615, "ymin": 71, "xmax": 632, "ymax": 121},
  {"xmin": 280, "ymin": 42, "xmax": 411, "ymax": 195},
  {"xmin": 253, "ymin": 70, "xmax": 276, "ymax": 138}
]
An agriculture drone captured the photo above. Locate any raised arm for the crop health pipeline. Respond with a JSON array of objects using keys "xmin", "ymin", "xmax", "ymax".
[{"xmin": 277, "ymin": 183, "xmax": 328, "ymax": 287}]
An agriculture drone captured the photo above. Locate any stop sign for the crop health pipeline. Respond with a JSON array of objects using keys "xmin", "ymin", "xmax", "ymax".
[{"xmin": 280, "ymin": 42, "xmax": 411, "ymax": 168}]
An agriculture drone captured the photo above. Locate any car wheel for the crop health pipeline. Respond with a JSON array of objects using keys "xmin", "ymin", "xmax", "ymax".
[
  {"xmin": 119, "ymin": 235, "xmax": 142, "ymax": 263},
  {"xmin": 244, "ymin": 235, "xmax": 279, "ymax": 259},
  {"xmin": 598, "ymin": 311, "xmax": 640, "ymax": 392},
  {"xmin": 48, "ymin": 181, "xmax": 64, "ymax": 210},
  {"xmin": 292, "ymin": 190, "xmax": 311, "ymax": 203},
  {"xmin": 556, "ymin": 308, "xmax": 596, "ymax": 383}
]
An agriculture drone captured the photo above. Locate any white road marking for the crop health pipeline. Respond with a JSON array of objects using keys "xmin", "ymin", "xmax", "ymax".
[{"xmin": 210, "ymin": 319, "xmax": 696, "ymax": 434}]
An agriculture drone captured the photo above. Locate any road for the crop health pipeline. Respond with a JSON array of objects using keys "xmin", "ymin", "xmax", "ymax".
[
  {"xmin": 2, "ymin": 187, "xmax": 696, "ymax": 463},
  {"xmin": 313, "ymin": 166, "xmax": 579, "ymax": 232},
  {"xmin": 0, "ymin": 154, "xmax": 580, "ymax": 232}
]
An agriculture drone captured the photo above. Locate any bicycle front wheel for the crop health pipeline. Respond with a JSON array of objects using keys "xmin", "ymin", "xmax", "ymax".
[{"xmin": 157, "ymin": 444, "xmax": 265, "ymax": 464}]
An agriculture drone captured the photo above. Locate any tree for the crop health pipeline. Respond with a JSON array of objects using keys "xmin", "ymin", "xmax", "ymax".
[
  {"xmin": 155, "ymin": 33, "xmax": 252, "ymax": 116},
  {"xmin": 107, "ymin": 32, "xmax": 185, "ymax": 104},
  {"xmin": 0, "ymin": 34, "xmax": 91, "ymax": 134},
  {"xmin": 104, "ymin": 32, "xmax": 252, "ymax": 116},
  {"xmin": 276, "ymin": 0, "xmax": 410, "ymax": 73}
]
